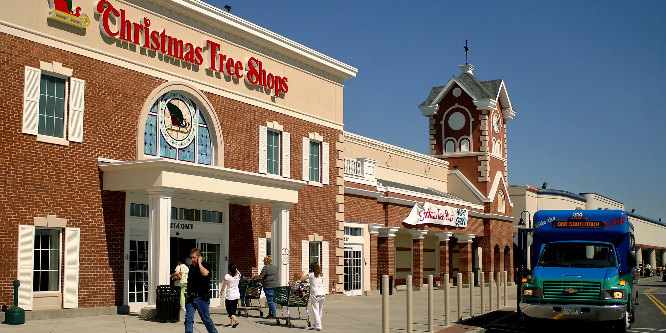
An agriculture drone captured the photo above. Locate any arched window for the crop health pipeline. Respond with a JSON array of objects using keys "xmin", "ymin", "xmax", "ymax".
[
  {"xmin": 492, "ymin": 139, "xmax": 502, "ymax": 156},
  {"xmin": 459, "ymin": 138, "xmax": 470, "ymax": 152},
  {"xmin": 445, "ymin": 139, "xmax": 456, "ymax": 153},
  {"xmin": 498, "ymin": 190, "xmax": 506, "ymax": 213},
  {"xmin": 143, "ymin": 92, "xmax": 213, "ymax": 165}
]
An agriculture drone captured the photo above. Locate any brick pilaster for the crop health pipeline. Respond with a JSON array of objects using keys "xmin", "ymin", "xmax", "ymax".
[
  {"xmin": 412, "ymin": 238, "xmax": 424, "ymax": 287},
  {"xmin": 377, "ymin": 236, "xmax": 395, "ymax": 280},
  {"xmin": 439, "ymin": 240, "xmax": 449, "ymax": 285},
  {"xmin": 370, "ymin": 234, "xmax": 379, "ymax": 290},
  {"xmin": 459, "ymin": 241, "xmax": 473, "ymax": 285}
]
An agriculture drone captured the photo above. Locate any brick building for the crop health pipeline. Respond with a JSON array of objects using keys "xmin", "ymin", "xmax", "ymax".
[
  {"xmin": 0, "ymin": 0, "xmax": 518, "ymax": 315},
  {"xmin": 1, "ymin": 0, "xmax": 356, "ymax": 313},
  {"xmin": 339, "ymin": 64, "xmax": 516, "ymax": 295}
]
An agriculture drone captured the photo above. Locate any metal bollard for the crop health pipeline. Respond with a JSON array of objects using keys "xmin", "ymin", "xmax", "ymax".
[
  {"xmin": 407, "ymin": 275, "xmax": 413, "ymax": 333},
  {"xmin": 489, "ymin": 271, "xmax": 494, "ymax": 311},
  {"xmin": 428, "ymin": 275, "xmax": 434, "ymax": 333},
  {"xmin": 457, "ymin": 273, "xmax": 463, "ymax": 321},
  {"xmin": 495, "ymin": 272, "xmax": 502, "ymax": 310},
  {"xmin": 382, "ymin": 275, "xmax": 389, "ymax": 333},
  {"xmin": 444, "ymin": 273, "xmax": 450, "ymax": 326},
  {"xmin": 503, "ymin": 271, "xmax": 508, "ymax": 307},
  {"xmin": 469, "ymin": 272, "xmax": 475, "ymax": 317},
  {"xmin": 480, "ymin": 271, "xmax": 485, "ymax": 314}
]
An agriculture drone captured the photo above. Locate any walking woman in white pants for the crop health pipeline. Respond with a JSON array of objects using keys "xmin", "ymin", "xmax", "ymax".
[{"xmin": 300, "ymin": 262, "xmax": 325, "ymax": 331}]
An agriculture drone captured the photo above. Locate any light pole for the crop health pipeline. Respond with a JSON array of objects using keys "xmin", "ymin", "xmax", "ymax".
[{"xmin": 517, "ymin": 210, "xmax": 532, "ymax": 312}]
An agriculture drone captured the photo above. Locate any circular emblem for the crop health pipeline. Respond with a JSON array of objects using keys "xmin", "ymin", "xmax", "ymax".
[
  {"xmin": 448, "ymin": 111, "xmax": 466, "ymax": 130},
  {"xmin": 158, "ymin": 92, "xmax": 197, "ymax": 149}
]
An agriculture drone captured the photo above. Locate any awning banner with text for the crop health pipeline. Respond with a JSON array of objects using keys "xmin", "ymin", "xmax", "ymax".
[{"xmin": 402, "ymin": 202, "xmax": 468, "ymax": 228}]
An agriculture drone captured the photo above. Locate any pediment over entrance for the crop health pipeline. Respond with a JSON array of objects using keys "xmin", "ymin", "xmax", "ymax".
[{"xmin": 99, "ymin": 158, "xmax": 304, "ymax": 205}]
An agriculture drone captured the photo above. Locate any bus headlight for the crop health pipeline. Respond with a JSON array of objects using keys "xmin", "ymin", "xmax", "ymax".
[
  {"xmin": 524, "ymin": 289, "xmax": 533, "ymax": 296},
  {"xmin": 603, "ymin": 290, "xmax": 625, "ymax": 300}
]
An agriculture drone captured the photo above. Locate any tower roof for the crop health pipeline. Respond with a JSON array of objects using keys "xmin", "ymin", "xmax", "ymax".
[{"xmin": 418, "ymin": 66, "xmax": 515, "ymax": 120}]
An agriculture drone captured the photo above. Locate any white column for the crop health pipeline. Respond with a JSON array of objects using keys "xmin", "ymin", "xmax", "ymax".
[
  {"xmin": 661, "ymin": 251, "xmax": 666, "ymax": 269},
  {"xmin": 221, "ymin": 198, "xmax": 230, "ymax": 281},
  {"xmin": 649, "ymin": 248, "xmax": 657, "ymax": 269},
  {"xmin": 636, "ymin": 247, "xmax": 643, "ymax": 266},
  {"xmin": 271, "ymin": 203, "xmax": 291, "ymax": 286},
  {"xmin": 147, "ymin": 189, "xmax": 173, "ymax": 305}
]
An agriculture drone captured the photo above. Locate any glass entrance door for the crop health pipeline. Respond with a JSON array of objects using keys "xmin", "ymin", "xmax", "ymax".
[{"xmin": 344, "ymin": 246, "xmax": 362, "ymax": 296}]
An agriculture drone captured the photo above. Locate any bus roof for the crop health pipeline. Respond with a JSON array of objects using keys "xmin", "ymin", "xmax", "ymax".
[{"xmin": 533, "ymin": 210, "xmax": 633, "ymax": 243}]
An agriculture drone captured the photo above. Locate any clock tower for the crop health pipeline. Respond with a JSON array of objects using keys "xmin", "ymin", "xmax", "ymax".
[{"xmin": 418, "ymin": 64, "xmax": 516, "ymax": 215}]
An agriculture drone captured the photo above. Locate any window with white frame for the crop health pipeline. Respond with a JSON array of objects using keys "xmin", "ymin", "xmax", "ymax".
[
  {"xmin": 22, "ymin": 63, "xmax": 86, "ymax": 145},
  {"xmin": 267, "ymin": 130, "xmax": 281, "ymax": 175},
  {"xmin": 259, "ymin": 122, "xmax": 290, "ymax": 177},
  {"xmin": 309, "ymin": 141, "xmax": 321, "ymax": 183},
  {"xmin": 445, "ymin": 139, "xmax": 455, "ymax": 153},
  {"xmin": 309, "ymin": 241, "xmax": 321, "ymax": 266},
  {"xmin": 33, "ymin": 228, "xmax": 61, "ymax": 292},
  {"xmin": 302, "ymin": 133, "xmax": 329, "ymax": 185}
]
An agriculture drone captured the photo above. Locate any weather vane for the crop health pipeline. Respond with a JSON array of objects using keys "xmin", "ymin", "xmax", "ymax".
[{"xmin": 464, "ymin": 40, "xmax": 470, "ymax": 65}]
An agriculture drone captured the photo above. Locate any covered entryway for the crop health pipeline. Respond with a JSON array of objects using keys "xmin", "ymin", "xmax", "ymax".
[{"xmin": 99, "ymin": 158, "xmax": 304, "ymax": 312}]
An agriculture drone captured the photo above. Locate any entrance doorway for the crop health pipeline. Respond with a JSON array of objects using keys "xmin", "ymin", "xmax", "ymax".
[
  {"xmin": 171, "ymin": 237, "xmax": 197, "ymax": 274},
  {"xmin": 344, "ymin": 245, "xmax": 362, "ymax": 296}
]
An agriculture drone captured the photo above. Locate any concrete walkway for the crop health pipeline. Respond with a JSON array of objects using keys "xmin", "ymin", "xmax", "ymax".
[{"xmin": 0, "ymin": 285, "xmax": 518, "ymax": 333}]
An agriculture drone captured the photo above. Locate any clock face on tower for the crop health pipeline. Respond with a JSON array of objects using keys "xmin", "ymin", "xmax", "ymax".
[{"xmin": 492, "ymin": 114, "xmax": 500, "ymax": 133}]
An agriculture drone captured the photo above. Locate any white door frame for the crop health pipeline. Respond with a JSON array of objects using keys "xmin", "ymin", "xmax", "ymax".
[{"xmin": 343, "ymin": 244, "xmax": 363, "ymax": 296}]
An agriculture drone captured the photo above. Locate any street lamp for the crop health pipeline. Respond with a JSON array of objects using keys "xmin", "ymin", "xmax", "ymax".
[{"xmin": 516, "ymin": 210, "xmax": 532, "ymax": 312}]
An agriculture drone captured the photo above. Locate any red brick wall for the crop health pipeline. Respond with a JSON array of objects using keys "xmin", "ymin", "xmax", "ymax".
[
  {"xmin": 412, "ymin": 239, "xmax": 423, "ymax": 287},
  {"xmin": 0, "ymin": 32, "xmax": 340, "ymax": 308}
]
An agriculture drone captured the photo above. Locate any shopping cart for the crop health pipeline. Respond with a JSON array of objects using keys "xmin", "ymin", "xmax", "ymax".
[
  {"xmin": 236, "ymin": 278, "xmax": 264, "ymax": 317},
  {"xmin": 273, "ymin": 281, "xmax": 311, "ymax": 328}
]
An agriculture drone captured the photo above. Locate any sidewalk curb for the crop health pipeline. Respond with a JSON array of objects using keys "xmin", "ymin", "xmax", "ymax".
[{"xmin": 435, "ymin": 306, "xmax": 518, "ymax": 333}]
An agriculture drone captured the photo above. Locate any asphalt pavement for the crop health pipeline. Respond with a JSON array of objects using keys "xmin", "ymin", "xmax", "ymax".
[{"xmin": 474, "ymin": 275, "xmax": 666, "ymax": 333}]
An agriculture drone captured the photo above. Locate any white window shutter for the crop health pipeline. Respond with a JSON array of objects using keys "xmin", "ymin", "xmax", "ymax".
[
  {"xmin": 302, "ymin": 137, "xmax": 310, "ymax": 181},
  {"xmin": 322, "ymin": 142, "xmax": 330, "ymax": 185},
  {"xmin": 281, "ymin": 132, "xmax": 291, "ymax": 178},
  {"xmin": 22, "ymin": 66, "xmax": 41, "ymax": 135},
  {"xmin": 68, "ymin": 78, "xmax": 85, "ymax": 143},
  {"xmin": 17, "ymin": 225, "xmax": 35, "ymax": 310},
  {"xmin": 258, "ymin": 238, "xmax": 266, "ymax": 275},
  {"xmin": 322, "ymin": 241, "xmax": 329, "ymax": 294},
  {"xmin": 259, "ymin": 126, "xmax": 267, "ymax": 174},
  {"xmin": 301, "ymin": 240, "xmax": 309, "ymax": 274},
  {"xmin": 63, "ymin": 227, "xmax": 80, "ymax": 308}
]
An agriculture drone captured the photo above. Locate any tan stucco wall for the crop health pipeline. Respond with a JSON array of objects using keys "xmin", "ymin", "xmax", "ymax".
[
  {"xmin": 508, "ymin": 185, "xmax": 539, "ymax": 231},
  {"xmin": 2, "ymin": 0, "xmax": 347, "ymax": 126},
  {"xmin": 344, "ymin": 134, "xmax": 448, "ymax": 192},
  {"xmin": 535, "ymin": 195, "xmax": 586, "ymax": 211},
  {"xmin": 582, "ymin": 194, "xmax": 625, "ymax": 211},
  {"xmin": 631, "ymin": 216, "xmax": 666, "ymax": 248}
]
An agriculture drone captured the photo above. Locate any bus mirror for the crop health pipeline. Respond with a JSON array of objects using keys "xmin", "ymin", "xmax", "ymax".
[{"xmin": 627, "ymin": 250, "xmax": 637, "ymax": 268}]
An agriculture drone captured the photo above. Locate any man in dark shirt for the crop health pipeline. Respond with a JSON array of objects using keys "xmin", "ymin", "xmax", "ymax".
[{"xmin": 184, "ymin": 248, "xmax": 218, "ymax": 333}]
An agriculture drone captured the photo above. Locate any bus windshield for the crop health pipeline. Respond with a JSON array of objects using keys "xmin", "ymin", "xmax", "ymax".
[{"xmin": 538, "ymin": 242, "xmax": 617, "ymax": 268}]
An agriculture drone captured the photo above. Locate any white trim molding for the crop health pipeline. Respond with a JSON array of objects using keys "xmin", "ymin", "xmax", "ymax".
[
  {"xmin": 454, "ymin": 233, "xmax": 476, "ymax": 244},
  {"xmin": 407, "ymin": 229, "xmax": 429, "ymax": 240},
  {"xmin": 378, "ymin": 227, "xmax": 400, "ymax": 238},
  {"xmin": 434, "ymin": 232, "xmax": 453, "ymax": 242}
]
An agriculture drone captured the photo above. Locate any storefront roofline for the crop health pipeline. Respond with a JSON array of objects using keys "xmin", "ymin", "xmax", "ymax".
[
  {"xmin": 172, "ymin": 0, "xmax": 358, "ymax": 79},
  {"xmin": 98, "ymin": 157, "xmax": 304, "ymax": 205}
]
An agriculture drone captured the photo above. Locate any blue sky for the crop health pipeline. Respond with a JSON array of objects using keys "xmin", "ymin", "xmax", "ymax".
[{"xmin": 208, "ymin": 1, "xmax": 666, "ymax": 221}]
